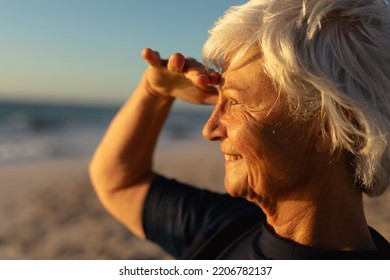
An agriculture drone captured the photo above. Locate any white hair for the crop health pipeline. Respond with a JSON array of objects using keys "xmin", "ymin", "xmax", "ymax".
[{"xmin": 203, "ymin": 0, "xmax": 390, "ymax": 196}]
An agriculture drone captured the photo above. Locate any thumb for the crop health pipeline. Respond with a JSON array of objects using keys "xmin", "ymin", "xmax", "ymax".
[{"xmin": 141, "ymin": 48, "xmax": 165, "ymax": 68}]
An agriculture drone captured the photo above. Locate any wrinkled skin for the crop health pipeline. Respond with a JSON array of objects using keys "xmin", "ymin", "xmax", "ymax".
[{"xmin": 203, "ymin": 48, "xmax": 320, "ymax": 209}]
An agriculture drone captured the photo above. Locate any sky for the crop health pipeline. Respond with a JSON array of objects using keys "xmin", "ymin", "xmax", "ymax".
[{"xmin": 0, "ymin": 0, "xmax": 246, "ymax": 105}]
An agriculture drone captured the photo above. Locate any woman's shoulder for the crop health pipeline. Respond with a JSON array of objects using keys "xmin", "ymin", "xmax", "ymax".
[{"xmin": 143, "ymin": 174, "xmax": 264, "ymax": 259}]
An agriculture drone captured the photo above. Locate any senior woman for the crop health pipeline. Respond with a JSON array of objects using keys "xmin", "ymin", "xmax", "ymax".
[{"xmin": 89, "ymin": 0, "xmax": 390, "ymax": 259}]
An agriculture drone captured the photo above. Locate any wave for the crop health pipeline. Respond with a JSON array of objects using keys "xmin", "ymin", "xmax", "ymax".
[{"xmin": 0, "ymin": 101, "xmax": 212, "ymax": 164}]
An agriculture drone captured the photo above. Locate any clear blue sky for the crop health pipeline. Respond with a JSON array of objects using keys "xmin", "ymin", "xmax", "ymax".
[{"xmin": 0, "ymin": 0, "xmax": 246, "ymax": 105}]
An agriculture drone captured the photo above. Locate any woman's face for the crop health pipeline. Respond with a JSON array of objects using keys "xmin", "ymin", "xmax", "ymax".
[{"xmin": 203, "ymin": 48, "xmax": 319, "ymax": 205}]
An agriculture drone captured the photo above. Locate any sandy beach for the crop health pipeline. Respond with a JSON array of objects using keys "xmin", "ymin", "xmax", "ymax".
[{"xmin": 0, "ymin": 139, "xmax": 389, "ymax": 259}]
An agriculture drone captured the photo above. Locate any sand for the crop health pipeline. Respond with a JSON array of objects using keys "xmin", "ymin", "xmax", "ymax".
[{"xmin": 0, "ymin": 139, "xmax": 389, "ymax": 259}]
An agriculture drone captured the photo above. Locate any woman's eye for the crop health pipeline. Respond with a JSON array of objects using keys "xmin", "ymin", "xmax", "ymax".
[{"xmin": 229, "ymin": 98, "xmax": 239, "ymax": 107}]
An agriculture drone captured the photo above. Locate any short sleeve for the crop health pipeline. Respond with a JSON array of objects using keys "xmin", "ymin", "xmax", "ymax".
[{"xmin": 142, "ymin": 174, "xmax": 264, "ymax": 259}]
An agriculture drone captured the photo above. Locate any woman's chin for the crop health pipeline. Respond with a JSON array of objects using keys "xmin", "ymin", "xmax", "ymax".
[{"xmin": 224, "ymin": 176, "xmax": 249, "ymax": 198}]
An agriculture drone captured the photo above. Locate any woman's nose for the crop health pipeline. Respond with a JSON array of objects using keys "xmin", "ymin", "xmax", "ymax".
[{"xmin": 202, "ymin": 103, "xmax": 227, "ymax": 141}]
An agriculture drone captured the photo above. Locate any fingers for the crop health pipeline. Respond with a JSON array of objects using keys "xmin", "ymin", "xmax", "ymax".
[
  {"xmin": 188, "ymin": 71, "xmax": 220, "ymax": 88},
  {"xmin": 142, "ymin": 48, "xmax": 184, "ymax": 70},
  {"xmin": 208, "ymin": 70, "xmax": 221, "ymax": 85},
  {"xmin": 142, "ymin": 48, "xmax": 221, "ymax": 88},
  {"xmin": 183, "ymin": 59, "xmax": 221, "ymax": 87},
  {"xmin": 201, "ymin": 92, "xmax": 219, "ymax": 105},
  {"xmin": 167, "ymin": 53, "xmax": 185, "ymax": 72},
  {"xmin": 142, "ymin": 48, "xmax": 164, "ymax": 68},
  {"xmin": 197, "ymin": 70, "xmax": 221, "ymax": 87}
]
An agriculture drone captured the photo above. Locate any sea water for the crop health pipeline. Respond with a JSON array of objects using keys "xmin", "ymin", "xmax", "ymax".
[{"xmin": 0, "ymin": 101, "xmax": 213, "ymax": 165}]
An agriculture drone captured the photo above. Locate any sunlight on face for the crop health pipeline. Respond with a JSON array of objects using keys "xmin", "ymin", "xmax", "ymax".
[{"xmin": 203, "ymin": 47, "xmax": 319, "ymax": 206}]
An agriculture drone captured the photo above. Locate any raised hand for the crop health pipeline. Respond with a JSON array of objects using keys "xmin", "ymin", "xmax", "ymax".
[{"xmin": 141, "ymin": 48, "xmax": 220, "ymax": 105}]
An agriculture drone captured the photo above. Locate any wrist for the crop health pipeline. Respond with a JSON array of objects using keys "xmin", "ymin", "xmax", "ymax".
[
  {"xmin": 131, "ymin": 80, "xmax": 175, "ymax": 114},
  {"xmin": 140, "ymin": 74, "xmax": 175, "ymax": 103}
]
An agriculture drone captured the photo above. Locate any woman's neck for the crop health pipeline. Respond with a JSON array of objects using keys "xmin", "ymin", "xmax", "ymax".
[
  {"xmin": 258, "ymin": 156, "xmax": 376, "ymax": 251},
  {"xmin": 264, "ymin": 196, "xmax": 375, "ymax": 250}
]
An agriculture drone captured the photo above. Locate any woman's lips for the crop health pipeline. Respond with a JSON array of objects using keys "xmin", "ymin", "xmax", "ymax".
[
  {"xmin": 224, "ymin": 154, "xmax": 243, "ymax": 161},
  {"xmin": 223, "ymin": 153, "xmax": 243, "ymax": 167}
]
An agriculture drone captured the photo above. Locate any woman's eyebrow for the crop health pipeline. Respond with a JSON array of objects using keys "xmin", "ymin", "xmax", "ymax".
[{"xmin": 219, "ymin": 85, "xmax": 246, "ymax": 92}]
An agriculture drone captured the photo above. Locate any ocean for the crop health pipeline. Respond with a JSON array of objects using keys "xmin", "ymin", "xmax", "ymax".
[{"xmin": 0, "ymin": 101, "xmax": 213, "ymax": 165}]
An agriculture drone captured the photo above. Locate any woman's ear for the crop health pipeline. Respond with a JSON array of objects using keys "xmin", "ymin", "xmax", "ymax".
[{"xmin": 315, "ymin": 127, "xmax": 332, "ymax": 153}]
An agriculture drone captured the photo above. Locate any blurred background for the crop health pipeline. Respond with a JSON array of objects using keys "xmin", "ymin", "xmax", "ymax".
[
  {"xmin": 0, "ymin": 0, "xmax": 244, "ymax": 259},
  {"xmin": 0, "ymin": 0, "xmax": 389, "ymax": 260},
  {"xmin": 1, "ymin": 0, "xmax": 247, "ymax": 105},
  {"xmin": 0, "ymin": 0, "xmax": 247, "ymax": 166}
]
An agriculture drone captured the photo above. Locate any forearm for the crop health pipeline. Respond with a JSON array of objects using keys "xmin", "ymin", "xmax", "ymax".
[
  {"xmin": 89, "ymin": 48, "xmax": 219, "ymax": 238},
  {"xmin": 89, "ymin": 75, "xmax": 174, "ymax": 193}
]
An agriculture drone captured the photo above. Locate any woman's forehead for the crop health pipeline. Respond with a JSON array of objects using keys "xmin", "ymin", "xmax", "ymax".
[
  {"xmin": 221, "ymin": 46, "xmax": 263, "ymax": 72},
  {"xmin": 221, "ymin": 49, "xmax": 265, "ymax": 89}
]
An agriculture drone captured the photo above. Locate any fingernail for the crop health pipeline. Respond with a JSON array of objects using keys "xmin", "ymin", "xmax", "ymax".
[{"xmin": 197, "ymin": 74, "xmax": 209, "ymax": 86}]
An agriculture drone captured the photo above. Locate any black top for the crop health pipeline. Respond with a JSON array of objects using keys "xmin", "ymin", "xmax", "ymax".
[{"xmin": 142, "ymin": 175, "xmax": 390, "ymax": 259}]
